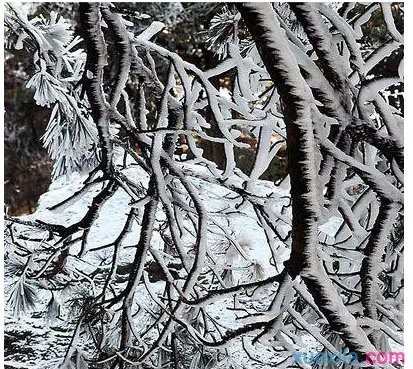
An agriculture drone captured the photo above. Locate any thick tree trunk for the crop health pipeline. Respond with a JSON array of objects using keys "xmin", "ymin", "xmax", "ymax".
[{"xmin": 237, "ymin": 2, "xmax": 376, "ymax": 356}]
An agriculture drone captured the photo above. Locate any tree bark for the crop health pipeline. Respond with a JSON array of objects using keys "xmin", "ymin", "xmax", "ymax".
[
  {"xmin": 79, "ymin": 3, "xmax": 112, "ymax": 174},
  {"xmin": 237, "ymin": 2, "xmax": 377, "ymax": 356}
]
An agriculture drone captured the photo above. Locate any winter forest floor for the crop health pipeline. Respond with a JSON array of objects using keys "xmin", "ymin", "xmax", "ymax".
[{"xmin": 5, "ymin": 158, "xmax": 330, "ymax": 368}]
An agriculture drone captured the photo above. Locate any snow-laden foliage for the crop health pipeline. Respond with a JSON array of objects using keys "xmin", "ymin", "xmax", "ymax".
[
  {"xmin": 5, "ymin": 3, "xmax": 403, "ymax": 369},
  {"xmin": 5, "ymin": 4, "xmax": 99, "ymax": 178},
  {"xmin": 203, "ymin": 6, "xmax": 241, "ymax": 59}
]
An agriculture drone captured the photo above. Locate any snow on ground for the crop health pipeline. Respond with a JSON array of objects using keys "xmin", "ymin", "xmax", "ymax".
[{"xmin": 5, "ymin": 160, "xmax": 347, "ymax": 368}]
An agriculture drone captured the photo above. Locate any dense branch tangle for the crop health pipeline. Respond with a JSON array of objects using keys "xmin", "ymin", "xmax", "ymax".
[{"xmin": 5, "ymin": 3, "xmax": 403, "ymax": 369}]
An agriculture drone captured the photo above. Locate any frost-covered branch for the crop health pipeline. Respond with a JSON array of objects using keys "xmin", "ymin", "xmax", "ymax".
[{"xmin": 4, "ymin": 2, "xmax": 404, "ymax": 368}]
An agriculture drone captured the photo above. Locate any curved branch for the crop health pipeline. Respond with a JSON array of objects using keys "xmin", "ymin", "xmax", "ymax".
[
  {"xmin": 79, "ymin": 3, "xmax": 112, "ymax": 173},
  {"xmin": 101, "ymin": 5, "xmax": 132, "ymax": 108},
  {"xmin": 237, "ymin": 2, "xmax": 377, "ymax": 356}
]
